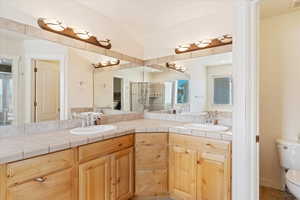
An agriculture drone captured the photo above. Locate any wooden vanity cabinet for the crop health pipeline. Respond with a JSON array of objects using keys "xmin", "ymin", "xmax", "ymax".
[
  {"xmin": 169, "ymin": 134, "xmax": 231, "ymax": 200},
  {"xmin": 0, "ymin": 133, "xmax": 230, "ymax": 200},
  {"xmin": 111, "ymin": 147, "xmax": 134, "ymax": 200},
  {"xmin": 197, "ymin": 152, "xmax": 230, "ymax": 200},
  {"xmin": 78, "ymin": 135, "xmax": 134, "ymax": 200},
  {"xmin": 169, "ymin": 146, "xmax": 197, "ymax": 200},
  {"xmin": 135, "ymin": 133, "xmax": 168, "ymax": 197},
  {"xmin": 2, "ymin": 149, "xmax": 76, "ymax": 200},
  {"xmin": 7, "ymin": 168, "xmax": 74, "ymax": 200},
  {"xmin": 78, "ymin": 155, "xmax": 112, "ymax": 200},
  {"xmin": 0, "ymin": 134, "xmax": 134, "ymax": 200}
]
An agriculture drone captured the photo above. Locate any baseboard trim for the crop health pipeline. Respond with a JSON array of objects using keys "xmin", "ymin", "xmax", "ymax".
[{"xmin": 260, "ymin": 177, "xmax": 283, "ymax": 191}]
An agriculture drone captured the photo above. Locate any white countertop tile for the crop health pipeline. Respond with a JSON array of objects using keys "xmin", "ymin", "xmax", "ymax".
[{"xmin": 0, "ymin": 119, "xmax": 232, "ymax": 164}]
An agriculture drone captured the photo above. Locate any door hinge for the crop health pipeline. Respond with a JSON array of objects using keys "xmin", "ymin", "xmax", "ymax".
[
  {"xmin": 34, "ymin": 67, "xmax": 38, "ymax": 73},
  {"xmin": 34, "ymin": 101, "xmax": 37, "ymax": 107},
  {"xmin": 256, "ymin": 135, "xmax": 260, "ymax": 143}
]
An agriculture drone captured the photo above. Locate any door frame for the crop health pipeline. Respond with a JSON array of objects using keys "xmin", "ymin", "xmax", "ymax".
[
  {"xmin": 232, "ymin": 0, "xmax": 260, "ymax": 200},
  {"xmin": 113, "ymin": 76, "xmax": 124, "ymax": 111},
  {"xmin": 24, "ymin": 54, "xmax": 67, "ymax": 122}
]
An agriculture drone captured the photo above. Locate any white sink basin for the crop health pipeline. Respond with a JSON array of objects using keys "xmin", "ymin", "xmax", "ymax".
[
  {"xmin": 70, "ymin": 125, "xmax": 116, "ymax": 135},
  {"xmin": 184, "ymin": 123, "xmax": 229, "ymax": 132}
]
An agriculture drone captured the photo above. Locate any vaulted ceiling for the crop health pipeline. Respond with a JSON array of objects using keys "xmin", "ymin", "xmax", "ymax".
[
  {"xmin": 75, "ymin": 0, "xmax": 233, "ymax": 46},
  {"xmin": 1, "ymin": 0, "xmax": 234, "ymax": 59}
]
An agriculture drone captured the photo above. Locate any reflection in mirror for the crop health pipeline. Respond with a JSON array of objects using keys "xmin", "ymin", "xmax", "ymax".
[
  {"xmin": 95, "ymin": 67, "xmax": 140, "ymax": 114},
  {"xmin": 0, "ymin": 57, "xmax": 13, "ymax": 126},
  {"xmin": 0, "ymin": 26, "xmax": 232, "ymax": 127},
  {"xmin": 146, "ymin": 52, "xmax": 232, "ymax": 115},
  {"xmin": 0, "ymin": 28, "xmax": 130, "ymax": 126}
]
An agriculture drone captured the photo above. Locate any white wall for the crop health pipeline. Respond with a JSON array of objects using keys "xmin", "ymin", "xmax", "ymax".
[
  {"xmin": 260, "ymin": 10, "xmax": 300, "ymax": 190},
  {"xmin": 68, "ymin": 48, "xmax": 94, "ymax": 109},
  {"xmin": 187, "ymin": 62, "xmax": 207, "ymax": 113}
]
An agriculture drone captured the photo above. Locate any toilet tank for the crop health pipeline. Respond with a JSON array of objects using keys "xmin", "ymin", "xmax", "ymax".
[{"xmin": 277, "ymin": 139, "xmax": 300, "ymax": 170}]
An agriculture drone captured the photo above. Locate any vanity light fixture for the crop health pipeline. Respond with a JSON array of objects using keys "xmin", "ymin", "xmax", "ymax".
[
  {"xmin": 38, "ymin": 18, "xmax": 112, "ymax": 49},
  {"xmin": 195, "ymin": 39, "xmax": 212, "ymax": 48},
  {"xmin": 42, "ymin": 19, "xmax": 66, "ymax": 32},
  {"xmin": 218, "ymin": 34, "xmax": 233, "ymax": 44},
  {"xmin": 93, "ymin": 59, "xmax": 120, "ymax": 69},
  {"xmin": 73, "ymin": 29, "xmax": 93, "ymax": 40},
  {"xmin": 98, "ymin": 39, "xmax": 111, "ymax": 47},
  {"xmin": 176, "ymin": 44, "xmax": 191, "ymax": 52},
  {"xmin": 175, "ymin": 34, "xmax": 232, "ymax": 54},
  {"xmin": 166, "ymin": 62, "xmax": 186, "ymax": 73}
]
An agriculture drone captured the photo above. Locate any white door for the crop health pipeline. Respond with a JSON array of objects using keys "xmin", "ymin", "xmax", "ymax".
[{"xmin": 33, "ymin": 60, "xmax": 60, "ymax": 122}]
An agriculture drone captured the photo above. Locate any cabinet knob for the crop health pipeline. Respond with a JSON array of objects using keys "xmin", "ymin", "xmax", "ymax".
[{"xmin": 34, "ymin": 177, "xmax": 47, "ymax": 183}]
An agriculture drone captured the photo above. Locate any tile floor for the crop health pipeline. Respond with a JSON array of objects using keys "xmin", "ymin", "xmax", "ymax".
[{"xmin": 260, "ymin": 186, "xmax": 296, "ymax": 200}]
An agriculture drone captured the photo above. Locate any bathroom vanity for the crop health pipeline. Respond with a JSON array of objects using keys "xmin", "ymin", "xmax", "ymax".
[
  {"xmin": 0, "ymin": 18, "xmax": 233, "ymax": 200},
  {"xmin": 0, "ymin": 120, "xmax": 231, "ymax": 200}
]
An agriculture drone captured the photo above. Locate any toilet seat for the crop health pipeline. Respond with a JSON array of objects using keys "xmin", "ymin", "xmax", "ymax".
[{"xmin": 287, "ymin": 170, "xmax": 300, "ymax": 186}]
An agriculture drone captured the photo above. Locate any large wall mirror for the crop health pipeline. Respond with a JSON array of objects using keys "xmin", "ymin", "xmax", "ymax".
[{"xmin": 0, "ymin": 27, "xmax": 232, "ymax": 127}]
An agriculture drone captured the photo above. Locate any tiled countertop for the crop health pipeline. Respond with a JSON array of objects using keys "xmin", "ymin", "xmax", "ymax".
[{"xmin": 0, "ymin": 119, "xmax": 232, "ymax": 164}]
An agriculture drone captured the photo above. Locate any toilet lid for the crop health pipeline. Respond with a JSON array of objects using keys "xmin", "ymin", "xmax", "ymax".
[{"xmin": 287, "ymin": 170, "xmax": 300, "ymax": 186}]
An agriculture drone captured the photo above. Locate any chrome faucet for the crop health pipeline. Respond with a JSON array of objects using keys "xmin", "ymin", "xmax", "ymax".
[
  {"xmin": 205, "ymin": 111, "xmax": 219, "ymax": 124},
  {"xmin": 73, "ymin": 112, "xmax": 102, "ymax": 127}
]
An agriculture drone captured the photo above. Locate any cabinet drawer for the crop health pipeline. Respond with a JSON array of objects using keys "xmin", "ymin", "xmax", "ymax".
[
  {"xmin": 135, "ymin": 133, "xmax": 168, "ymax": 146},
  {"xmin": 169, "ymin": 134, "xmax": 230, "ymax": 154},
  {"xmin": 7, "ymin": 168, "xmax": 73, "ymax": 200},
  {"xmin": 7, "ymin": 149, "xmax": 74, "ymax": 186},
  {"xmin": 79, "ymin": 134, "xmax": 134, "ymax": 163}
]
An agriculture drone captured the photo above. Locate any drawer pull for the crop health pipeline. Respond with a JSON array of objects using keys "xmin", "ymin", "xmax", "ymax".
[
  {"xmin": 206, "ymin": 143, "xmax": 216, "ymax": 148},
  {"xmin": 118, "ymin": 143, "xmax": 123, "ymax": 147},
  {"xmin": 34, "ymin": 177, "xmax": 47, "ymax": 183}
]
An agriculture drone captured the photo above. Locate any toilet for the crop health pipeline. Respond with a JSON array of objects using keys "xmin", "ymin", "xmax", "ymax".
[{"xmin": 277, "ymin": 139, "xmax": 300, "ymax": 199}]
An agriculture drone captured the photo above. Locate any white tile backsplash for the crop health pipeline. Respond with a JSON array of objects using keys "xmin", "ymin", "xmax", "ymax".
[{"xmin": 0, "ymin": 125, "xmax": 25, "ymax": 138}]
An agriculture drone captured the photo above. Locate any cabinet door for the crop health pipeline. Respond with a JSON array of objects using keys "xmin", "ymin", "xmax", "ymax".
[
  {"xmin": 79, "ymin": 156, "xmax": 111, "ymax": 200},
  {"xmin": 111, "ymin": 147, "xmax": 134, "ymax": 200},
  {"xmin": 197, "ymin": 152, "xmax": 230, "ymax": 200},
  {"xmin": 7, "ymin": 168, "xmax": 73, "ymax": 200},
  {"xmin": 169, "ymin": 146, "xmax": 197, "ymax": 200}
]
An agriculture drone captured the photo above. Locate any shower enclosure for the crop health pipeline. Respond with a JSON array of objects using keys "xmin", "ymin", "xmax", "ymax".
[{"xmin": 130, "ymin": 82, "xmax": 166, "ymax": 113}]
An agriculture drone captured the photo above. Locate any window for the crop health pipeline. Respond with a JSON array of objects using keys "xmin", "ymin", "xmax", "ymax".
[
  {"xmin": 213, "ymin": 77, "xmax": 232, "ymax": 105},
  {"xmin": 176, "ymin": 80, "xmax": 189, "ymax": 104},
  {"xmin": 208, "ymin": 75, "xmax": 233, "ymax": 110}
]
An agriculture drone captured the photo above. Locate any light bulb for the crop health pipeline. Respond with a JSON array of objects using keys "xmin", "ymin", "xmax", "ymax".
[
  {"xmin": 73, "ymin": 29, "xmax": 93, "ymax": 40},
  {"xmin": 43, "ymin": 19, "xmax": 66, "ymax": 32},
  {"xmin": 98, "ymin": 39, "xmax": 110, "ymax": 47},
  {"xmin": 101, "ymin": 61, "xmax": 108, "ymax": 66},
  {"xmin": 176, "ymin": 44, "xmax": 191, "ymax": 52},
  {"xmin": 219, "ymin": 35, "xmax": 232, "ymax": 43},
  {"xmin": 110, "ymin": 59, "xmax": 119, "ymax": 65},
  {"xmin": 196, "ymin": 39, "xmax": 211, "ymax": 48}
]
